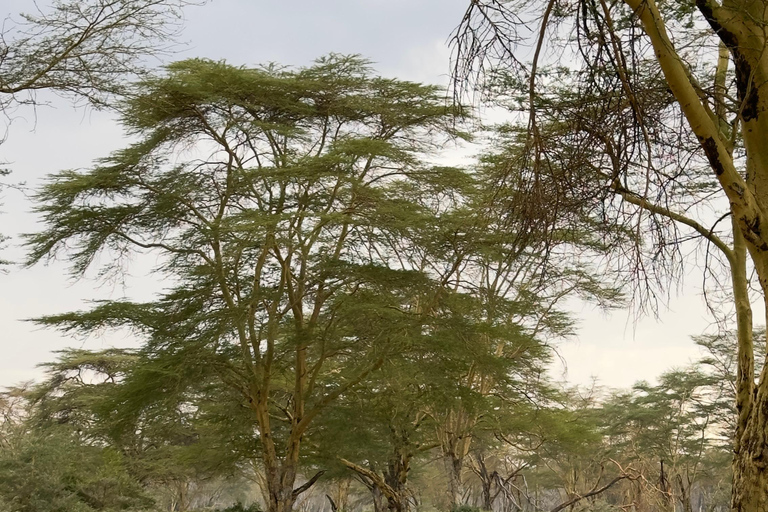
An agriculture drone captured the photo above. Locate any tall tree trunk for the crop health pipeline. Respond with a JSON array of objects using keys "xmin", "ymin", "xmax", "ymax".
[
  {"xmin": 439, "ymin": 407, "xmax": 475, "ymax": 509},
  {"xmin": 253, "ymin": 394, "xmax": 302, "ymax": 512},
  {"xmin": 446, "ymin": 453, "xmax": 464, "ymax": 509},
  {"xmin": 480, "ymin": 474, "xmax": 493, "ymax": 511},
  {"xmin": 730, "ymin": 222, "xmax": 759, "ymax": 512}
]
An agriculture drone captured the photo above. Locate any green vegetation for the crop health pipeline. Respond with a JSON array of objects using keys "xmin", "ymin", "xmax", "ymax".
[{"xmin": 1, "ymin": 0, "xmax": 765, "ymax": 511}]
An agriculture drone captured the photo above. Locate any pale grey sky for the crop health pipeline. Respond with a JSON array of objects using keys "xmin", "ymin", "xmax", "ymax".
[{"xmin": 0, "ymin": 0, "xmax": 730, "ymax": 390}]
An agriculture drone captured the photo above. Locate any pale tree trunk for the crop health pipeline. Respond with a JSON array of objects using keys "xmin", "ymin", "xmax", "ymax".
[
  {"xmin": 372, "ymin": 485, "xmax": 387, "ymax": 512},
  {"xmin": 675, "ymin": 474, "xmax": 693, "ymax": 512},
  {"xmin": 730, "ymin": 221, "xmax": 758, "ymax": 511},
  {"xmin": 341, "ymin": 438, "xmax": 415, "ymax": 512},
  {"xmin": 170, "ymin": 481, "xmax": 190, "ymax": 512},
  {"xmin": 326, "ymin": 478, "xmax": 351, "ymax": 512},
  {"xmin": 438, "ymin": 380, "xmax": 486, "ymax": 508},
  {"xmin": 617, "ymin": 0, "xmax": 768, "ymax": 508},
  {"xmin": 252, "ymin": 378, "xmax": 308, "ymax": 512},
  {"xmin": 473, "ymin": 455, "xmax": 495, "ymax": 511},
  {"xmin": 470, "ymin": 452, "xmax": 520, "ymax": 511},
  {"xmin": 252, "ymin": 393, "xmax": 298, "ymax": 512}
]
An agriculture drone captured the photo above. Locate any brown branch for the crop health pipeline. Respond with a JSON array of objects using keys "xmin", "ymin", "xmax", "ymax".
[
  {"xmin": 292, "ymin": 470, "xmax": 326, "ymax": 500},
  {"xmin": 549, "ymin": 472, "xmax": 637, "ymax": 512},
  {"xmin": 339, "ymin": 459, "xmax": 399, "ymax": 502},
  {"xmin": 296, "ymin": 356, "xmax": 385, "ymax": 435}
]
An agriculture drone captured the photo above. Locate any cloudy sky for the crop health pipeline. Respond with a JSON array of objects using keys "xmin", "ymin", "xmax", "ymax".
[{"xmin": 0, "ymin": 0, "xmax": 731, "ymax": 390}]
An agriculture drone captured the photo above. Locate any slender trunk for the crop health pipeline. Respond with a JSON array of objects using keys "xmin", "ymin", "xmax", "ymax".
[
  {"xmin": 447, "ymin": 453, "xmax": 464, "ymax": 509},
  {"xmin": 676, "ymin": 474, "xmax": 693, "ymax": 512},
  {"xmin": 471, "ymin": 454, "xmax": 495, "ymax": 511},
  {"xmin": 172, "ymin": 481, "xmax": 190, "ymax": 512},
  {"xmin": 253, "ymin": 395, "xmax": 302, "ymax": 512},
  {"xmin": 729, "ymin": 219, "xmax": 761, "ymax": 512},
  {"xmin": 480, "ymin": 474, "xmax": 493, "ymax": 511}
]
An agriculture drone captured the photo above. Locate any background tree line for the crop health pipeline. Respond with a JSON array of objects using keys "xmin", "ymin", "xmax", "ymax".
[{"xmin": 1, "ymin": 328, "xmax": 750, "ymax": 512}]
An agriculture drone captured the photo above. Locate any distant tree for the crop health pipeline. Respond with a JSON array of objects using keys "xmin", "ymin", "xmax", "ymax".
[
  {"xmin": 0, "ymin": 386, "xmax": 151, "ymax": 512},
  {"xmin": 694, "ymin": 329, "xmax": 767, "ymax": 441},
  {"xmin": 23, "ymin": 348, "xmax": 256, "ymax": 511},
  {"xmin": 602, "ymin": 369, "xmax": 726, "ymax": 512}
]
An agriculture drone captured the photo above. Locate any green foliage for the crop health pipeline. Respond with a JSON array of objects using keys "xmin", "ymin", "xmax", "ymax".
[
  {"xmin": 0, "ymin": 426, "xmax": 151, "ymax": 512},
  {"xmin": 10, "ymin": 349, "xmax": 250, "ymax": 511}
]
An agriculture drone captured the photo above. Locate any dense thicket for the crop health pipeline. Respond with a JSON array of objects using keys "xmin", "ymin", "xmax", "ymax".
[{"xmin": 1, "ymin": 330, "xmax": 741, "ymax": 511}]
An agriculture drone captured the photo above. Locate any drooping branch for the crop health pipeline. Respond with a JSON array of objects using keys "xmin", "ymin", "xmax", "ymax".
[
  {"xmin": 622, "ymin": 0, "xmax": 768, "ymax": 256},
  {"xmin": 611, "ymin": 182, "xmax": 734, "ymax": 263},
  {"xmin": 292, "ymin": 470, "xmax": 326, "ymax": 499},
  {"xmin": 339, "ymin": 458, "xmax": 399, "ymax": 502},
  {"xmin": 549, "ymin": 469, "xmax": 638, "ymax": 512}
]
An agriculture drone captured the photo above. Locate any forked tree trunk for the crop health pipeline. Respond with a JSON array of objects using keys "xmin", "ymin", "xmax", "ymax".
[
  {"xmin": 253, "ymin": 391, "xmax": 304, "ymax": 512},
  {"xmin": 470, "ymin": 453, "xmax": 496, "ymax": 511},
  {"xmin": 264, "ymin": 466, "xmax": 298, "ymax": 512},
  {"xmin": 341, "ymin": 450, "xmax": 413, "ymax": 512}
]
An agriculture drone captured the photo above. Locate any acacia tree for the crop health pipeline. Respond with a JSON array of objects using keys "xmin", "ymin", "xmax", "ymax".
[
  {"xmin": 452, "ymin": 0, "xmax": 768, "ymax": 508},
  {"xmin": 601, "ymin": 369, "xmax": 726, "ymax": 512},
  {"xmin": 25, "ymin": 55, "xmax": 469, "ymax": 512}
]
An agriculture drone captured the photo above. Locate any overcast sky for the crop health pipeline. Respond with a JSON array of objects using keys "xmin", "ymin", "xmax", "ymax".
[{"xmin": 0, "ymin": 0, "xmax": 735, "ymax": 390}]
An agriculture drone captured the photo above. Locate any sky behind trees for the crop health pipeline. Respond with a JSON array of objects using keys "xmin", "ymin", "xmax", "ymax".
[{"xmin": 0, "ymin": 0, "xmax": 725, "ymax": 389}]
